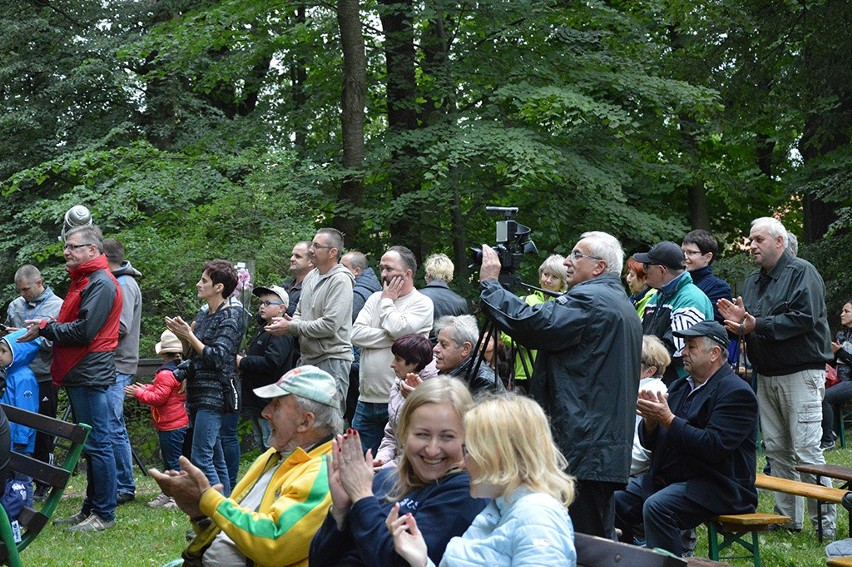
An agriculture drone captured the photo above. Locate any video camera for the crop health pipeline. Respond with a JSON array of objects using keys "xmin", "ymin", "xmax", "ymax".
[{"xmin": 470, "ymin": 206, "xmax": 538, "ymax": 291}]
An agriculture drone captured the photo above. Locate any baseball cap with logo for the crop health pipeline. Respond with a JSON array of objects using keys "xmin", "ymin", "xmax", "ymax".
[{"xmin": 253, "ymin": 365, "xmax": 338, "ymax": 407}]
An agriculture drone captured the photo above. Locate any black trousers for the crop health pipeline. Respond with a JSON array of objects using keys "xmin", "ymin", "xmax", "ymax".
[{"xmin": 569, "ymin": 479, "xmax": 623, "ymax": 539}]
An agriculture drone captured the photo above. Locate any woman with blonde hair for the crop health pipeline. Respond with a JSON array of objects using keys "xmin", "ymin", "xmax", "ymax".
[
  {"xmin": 310, "ymin": 377, "xmax": 486, "ymax": 566},
  {"xmin": 388, "ymin": 394, "xmax": 576, "ymax": 566},
  {"xmin": 505, "ymin": 255, "xmax": 567, "ymax": 391}
]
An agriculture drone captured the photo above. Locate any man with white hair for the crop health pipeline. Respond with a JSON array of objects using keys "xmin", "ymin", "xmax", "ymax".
[
  {"xmin": 718, "ymin": 216, "xmax": 834, "ymax": 537},
  {"xmin": 479, "ymin": 231, "xmax": 642, "ymax": 539},
  {"xmin": 151, "ymin": 365, "xmax": 340, "ymax": 566}
]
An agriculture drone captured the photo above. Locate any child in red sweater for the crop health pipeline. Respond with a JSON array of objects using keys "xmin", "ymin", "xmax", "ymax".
[{"xmin": 125, "ymin": 330, "xmax": 188, "ymax": 508}]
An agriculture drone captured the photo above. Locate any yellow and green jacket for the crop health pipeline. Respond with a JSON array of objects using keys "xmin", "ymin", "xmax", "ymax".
[{"xmin": 184, "ymin": 439, "xmax": 333, "ymax": 567}]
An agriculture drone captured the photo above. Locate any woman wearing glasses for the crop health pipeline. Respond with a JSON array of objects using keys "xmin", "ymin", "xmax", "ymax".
[
  {"xmin": 236, "ymin": 285, "xmax": 296, "ymax": 451},
  {"xmin": 166, "ymin": 260, "xmax": 246, "ymax": 495}
]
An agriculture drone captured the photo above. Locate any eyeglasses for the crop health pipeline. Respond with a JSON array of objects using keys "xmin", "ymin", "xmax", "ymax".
[
  {"xmin": 461, "ymin": 443, "xmax": 467, "ymax": 457},
  {"xmin": 62, "ymin": 243, "xmax": 93, "ymax": 251},
  {"xmin": 309, "ymin": 242, "xmax": 333, "ymax": 250},
  {"xmin": 682, "ymin": 249, "xmax": 704, "ymax": 256},
  {"xmin": 568, "ymin": 251, "xmax": 602, "ymax": 262},
  {"xmin": 258, "ymin": 301, "xmax": 284, "ymax": 307}
]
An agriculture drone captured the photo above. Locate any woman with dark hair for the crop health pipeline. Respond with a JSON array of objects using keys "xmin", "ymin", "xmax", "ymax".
[
  {"xmin": 166, "ymin": 260, "xmax": 246, "ymax": 495},
  {"xmin": 373, "ymin": 334, "xmax": 437, "ymax": 468},
  {"xmin": 821, "ymin": 299, "xmax": 852, "ymax": 450},
  {"xmin": 625, "ymin": 257, "xmax": 657, "ymax": 319}
]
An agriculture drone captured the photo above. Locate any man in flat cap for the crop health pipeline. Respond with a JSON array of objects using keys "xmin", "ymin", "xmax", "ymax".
[
  {"xmin": 614, "ymin": 321, "xmax": 758, "ymax": 557},
  {"xmin": 634, "ymin": 241, "xmax": 714, "ymax": 384},
  {"xmin": 152, "ymin": 365, "xmax": 341, "ymax": 567}
]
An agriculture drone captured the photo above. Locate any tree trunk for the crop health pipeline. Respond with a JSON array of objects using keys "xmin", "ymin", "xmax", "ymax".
[
  {"xmin": 379, "ymin": 0, "xmax": 421, "ymax": 247},
  {"xmin": 334, "ymin": 0, "xmax": 367, "ymax": 240}
]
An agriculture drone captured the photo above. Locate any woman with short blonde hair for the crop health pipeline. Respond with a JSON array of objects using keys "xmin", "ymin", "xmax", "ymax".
[{"xmin": 389, "ymin": 393, "xmax": 577, "ymax": 566}]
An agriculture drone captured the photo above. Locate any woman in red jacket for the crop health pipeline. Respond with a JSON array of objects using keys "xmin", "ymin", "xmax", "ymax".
[{"xmin": 125, "ymin": 329, "xmax": 188, "ymax": 508}]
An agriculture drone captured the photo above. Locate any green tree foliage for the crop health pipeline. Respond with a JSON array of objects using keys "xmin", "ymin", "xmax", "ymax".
[{"xmin": 1, "ymin": 0, "xmax": 849, "ymax": 324}]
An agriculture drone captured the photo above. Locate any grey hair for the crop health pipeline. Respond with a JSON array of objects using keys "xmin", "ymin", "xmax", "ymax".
[
  {"xmin": 786, "ymin": 232, "xmax": 798, "ymax": 257},
  {"xmin": 538, "ymin": 255, "xmax": 568, "ymax": 291},
  {"xmin": 65, "ymin": 225, "xmax": 105, "ymax": 253},
  {"xmin": 294, "ymin": 395, "xmax": 343, "ymax": 435},
  {"xmin": 751, "ymin": 217, "xmax": 788, "ymax": 248},
  {"xmin": 14, "ymin": 264, "xmax": 41, "ymax": 284},
  {"xmin": 434, "ymin": 314, "xmax": 479, "ymax": 348},
  {"xmin": 579, "ymin": 231, "xmax": 624, "ymax": 276}
]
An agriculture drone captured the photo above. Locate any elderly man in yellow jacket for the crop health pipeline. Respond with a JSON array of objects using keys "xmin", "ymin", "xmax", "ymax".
[{"xmin": 151, "ymin": 365, "xmax": 341, "ymax": 567}]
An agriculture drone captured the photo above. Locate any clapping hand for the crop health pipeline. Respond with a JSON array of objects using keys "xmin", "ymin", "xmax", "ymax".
[
  {"xmin": 328, "ymin": 429, "xmax": 375, "ymax": 529},
  {"xmin": 400, "ymin": 372, "xmax": 422, "ymax": 399},
  {"xmin": 387, "ymin": 502, "xmax": 429, "ymax": 567}
]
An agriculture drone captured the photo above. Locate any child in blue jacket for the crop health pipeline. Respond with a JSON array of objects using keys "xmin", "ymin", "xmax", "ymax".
[{"xmin": 0, "ymin": 329, "xmax": 42, "ymax": 506}]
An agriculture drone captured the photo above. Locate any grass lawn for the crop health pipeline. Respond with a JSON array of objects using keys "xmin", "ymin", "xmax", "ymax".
[{"xmin": 17, "ymin": 442, "xmax": 852, "ymax": 566}]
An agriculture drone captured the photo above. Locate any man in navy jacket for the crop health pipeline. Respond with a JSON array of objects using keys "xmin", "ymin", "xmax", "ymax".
[{"xmin": 614, "ymin": 321, "xmax": 758, "ymax": 556}]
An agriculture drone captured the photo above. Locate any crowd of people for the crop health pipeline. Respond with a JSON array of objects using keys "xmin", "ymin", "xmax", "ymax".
[{"xmin": 0, "ymin": 215, "xmax": 848, "ymax": 566}]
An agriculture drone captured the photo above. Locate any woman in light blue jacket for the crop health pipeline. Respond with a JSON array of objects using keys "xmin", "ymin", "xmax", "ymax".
[{"xmin": 388, "ymin": 394, "xmax": 577, "ymax": 567}]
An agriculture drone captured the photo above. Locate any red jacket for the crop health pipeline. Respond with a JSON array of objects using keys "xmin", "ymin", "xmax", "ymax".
[
  {"xmin": 134, "ymin": 363, "xmax": 188, "ymax": 432},
  {"xmin": 43, "ymin": 254, "xmax": 122, "ymax": 387}
]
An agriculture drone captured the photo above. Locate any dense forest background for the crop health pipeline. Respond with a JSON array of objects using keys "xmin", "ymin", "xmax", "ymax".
[{"xmin": 1, "ymin": 0, "xmax": 850, "ymax": 353}]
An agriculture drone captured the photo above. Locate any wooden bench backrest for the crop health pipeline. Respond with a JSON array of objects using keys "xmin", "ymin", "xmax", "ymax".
[{"xmin": 0, "ymin": 403, "xmax": 91, "ymax": 565}]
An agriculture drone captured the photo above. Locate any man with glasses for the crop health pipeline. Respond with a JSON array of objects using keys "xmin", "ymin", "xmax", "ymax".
[
  {"xmin": 635, "ymin": 241, "xmax": 713, "ymax": 385},
  {"xmin": 479, "ymin": 231, "xmax": 642, "ymax": 540},
  {"xmin": 18, "ymin": 225, "xmax": 123, "ymax": 532},
  {"xmin": 266, "ymin": 228, "xmax": 354, "ymax": 414}
]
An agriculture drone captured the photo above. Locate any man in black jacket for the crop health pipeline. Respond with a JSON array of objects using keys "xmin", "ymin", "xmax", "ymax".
[
  {"xmin": 614, "ymin": 321, "xmax": 758, "ymax": 556},
  {"xmin": 479, "ymin": 231, "xmax": 641, "ymax": 539},
  {"xmin": 718, "ymin": 216, "xmax": 834, "ymax": 537}
]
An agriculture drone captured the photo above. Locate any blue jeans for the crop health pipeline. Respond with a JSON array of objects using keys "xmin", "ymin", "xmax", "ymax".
[
  {"xmin": 107, "ymin": 372, "xmax": 136, "ymax": 496},
  {"xmin": 189, "ymin": 409, "xmax": 229, "ymax": 495},
  {"xmin": 615, "ymin": 476, "xmax": 710, "ymax": 556},
  {"xmin": 351, "ymin": 401, "xmax": 389, "ymax": 457},
  {"xmin": 66, "ymin": 385, "xmax": 116, "ymax": 521},
  {"xmin": 221, "ymin": 413, "xmax": 240, "ymax": 495},
  {"xmin": 158, "ymin": 428, "xmax": 187, "ymax": 471},
  {"xmin": 249, "ymin": 417, "xmax": 271, "ymax": 451}
]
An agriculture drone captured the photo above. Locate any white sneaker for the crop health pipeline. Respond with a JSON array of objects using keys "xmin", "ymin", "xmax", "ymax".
[
  {"xmin": 147, "ymin": 493, "xmax": 172, "ymax": 508},
  {"xmin": 162, "ymin": 497, "xmax": 178, "ymax": 509}
]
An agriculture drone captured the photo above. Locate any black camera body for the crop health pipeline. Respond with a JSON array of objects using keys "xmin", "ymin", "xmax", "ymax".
[{"xmin": 470, "ymin": 207, "xmax": 537, "ymax": 290}]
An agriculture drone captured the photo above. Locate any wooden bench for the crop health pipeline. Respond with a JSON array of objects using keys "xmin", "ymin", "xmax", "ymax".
[
  {"xmin": 0, "ymin": 403, "xmax": 91, "ymax": 567},
  {"xmin": 828, "ymin": 558, "xmax": 852, "ymax": 566},
  {"xmin": 706, "ymin": 512, "xmax": 790, "ymax": 567},
  {"xmin": 576, "ymin": 533, "xmax": 688, "ymax": 566},
  {"xmin": 755, "ymin": 473, "xmax": 848, "ymax": 542}
]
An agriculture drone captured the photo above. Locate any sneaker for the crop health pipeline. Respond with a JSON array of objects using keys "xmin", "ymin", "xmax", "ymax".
[
  {"xmin": 821, "ymin": 440, "xmax": 836, "ymax": 451},
  {"xmin": 68, "ymin": 513, "xmax": 114, "ymax": 532},
  {"xmin": 162, "ymin": 497, "xmax": 177, "ymax": 509},
  {"xmin": 53, "ymin": 511, "xmax": 88, "ymax": 526},
  {"xmin": 116, "ymin": 492, "xmax": 135, "ymax": 505},
  {"xmin": 147, "ymin": 493, "xmax": 172, "ymax": 508}
]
